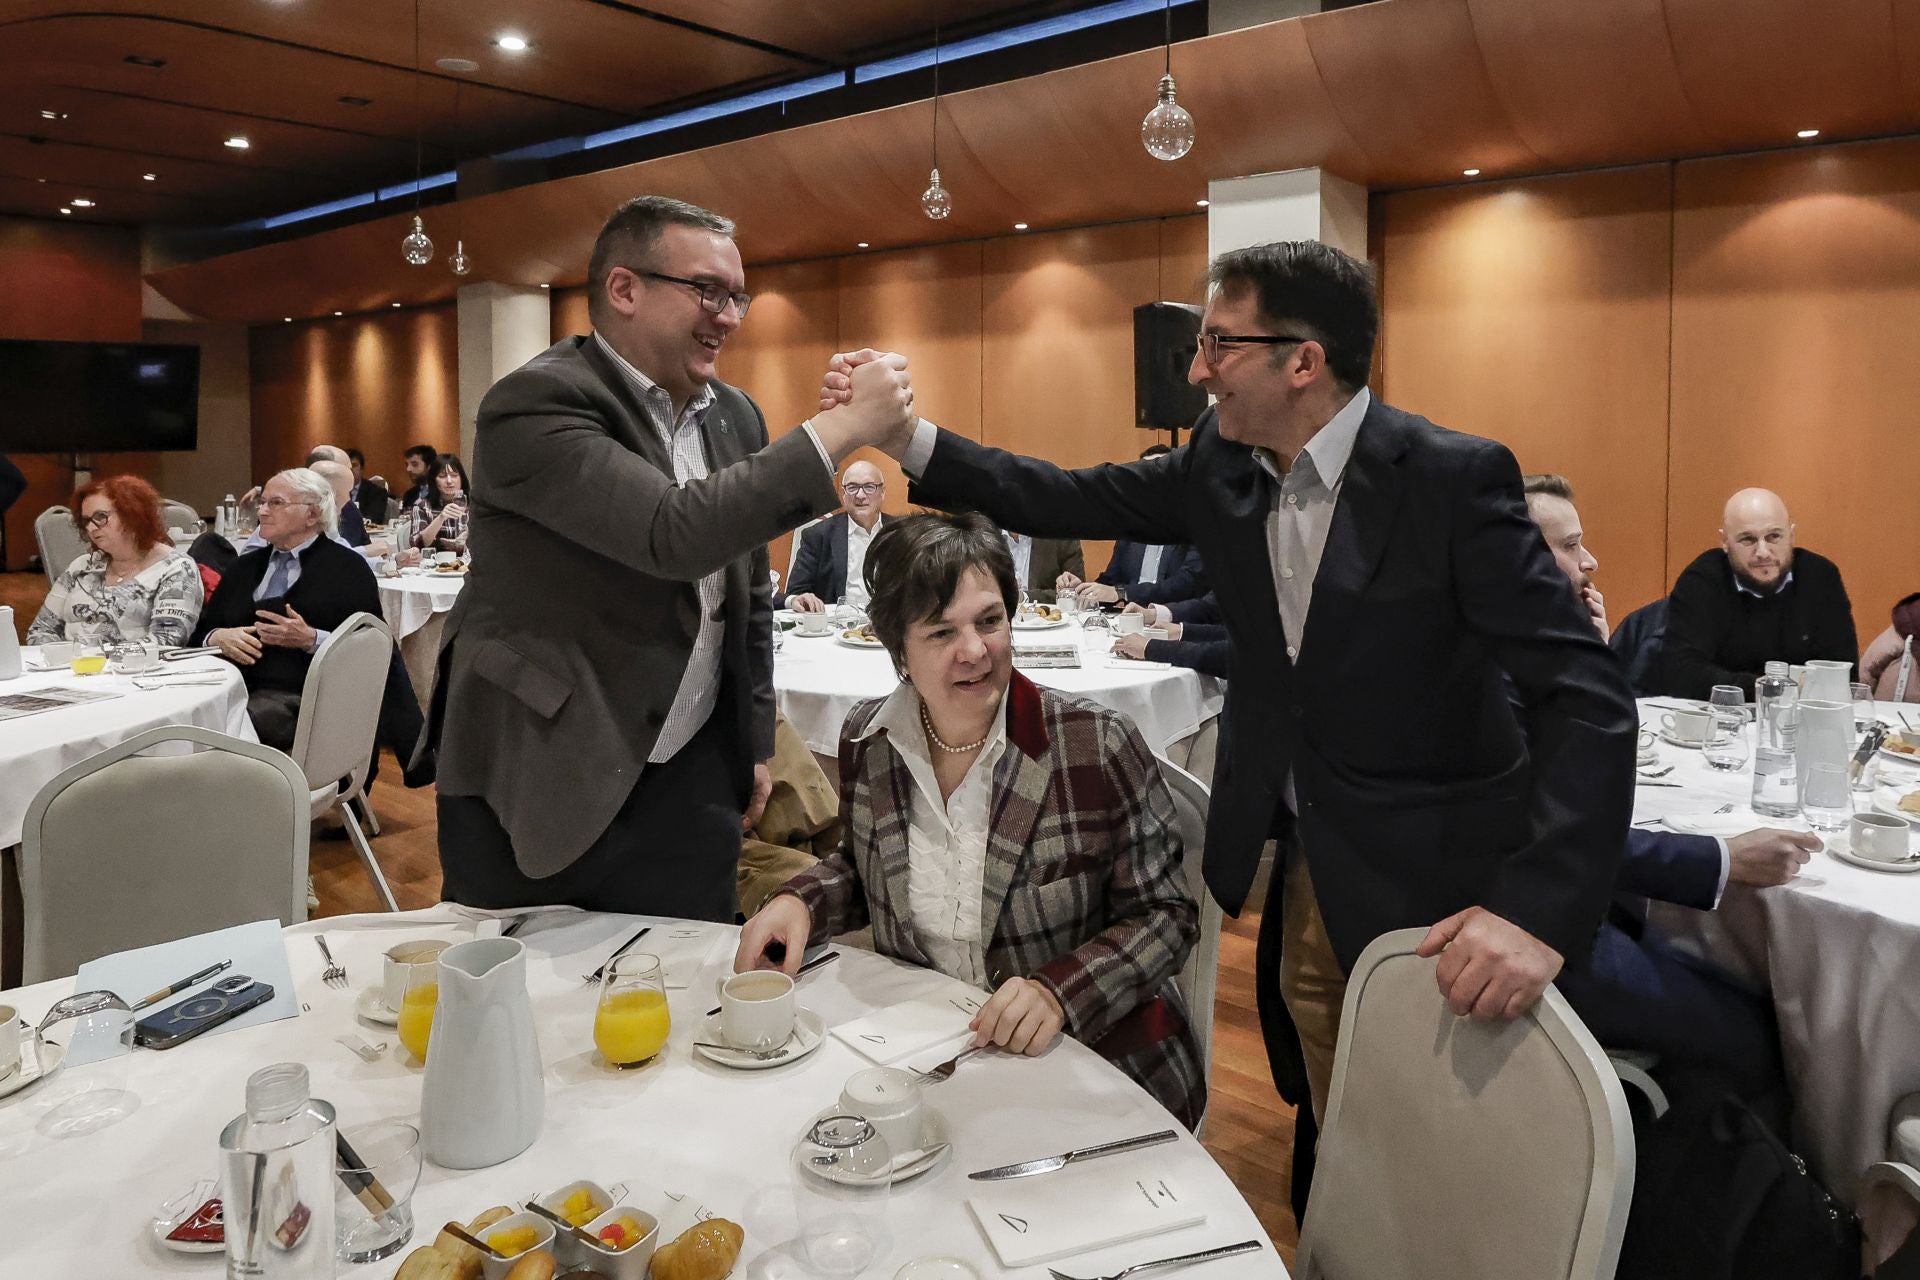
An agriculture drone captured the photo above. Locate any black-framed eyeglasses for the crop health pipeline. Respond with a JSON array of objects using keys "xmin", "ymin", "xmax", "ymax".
[
  {"xmin": 641, "ymin": 271, "xmax": 752, "ymax": 318},
  {"xmin": 1199, "ymin": 332, "xmax": 1311, "ymax": 366},
  {"xmin": 81, "ymin": 510, "xmax": 114, "ymax": 529},
  {"xmin": 841, "ymin": 482, "xmax": 883, "ymax": 496},
  {"xmin": 260, "ymin": 497, "xmax": 315, "ymax": 512}
]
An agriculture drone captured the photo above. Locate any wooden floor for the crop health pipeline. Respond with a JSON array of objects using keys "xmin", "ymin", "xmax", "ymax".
[{"xmin": 4, "ymin": 570, "xmax": 1300, "ymax": 1263}]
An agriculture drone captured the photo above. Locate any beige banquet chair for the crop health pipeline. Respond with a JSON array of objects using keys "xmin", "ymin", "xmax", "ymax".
[
  {"xmin": 1154, "ymin": 755, "xmax": 1224, "ymax": 1090},
  {"xmin": 161, "ymin": 498, "xmax": 204, "ymax": 546},
  {"xmin": 19, "ymin": 726, "xmax": 310, "ymax": 984},
  {"xmin": 1295, "ymin": 928, "xmax": 1635, "ymax": 1280},
  {"xmin": 34, "ymin": 505, "xmax": 89, "ymax": 585},
  {"xmin": 289, "ymin": 612, "xmax": 400, "ymax": 911}
]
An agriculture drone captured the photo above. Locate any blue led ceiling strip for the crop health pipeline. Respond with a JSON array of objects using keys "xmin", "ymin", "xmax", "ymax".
[{"xmin": 234, "ymin": 0, "xmax": 1199, "ymax": 231}]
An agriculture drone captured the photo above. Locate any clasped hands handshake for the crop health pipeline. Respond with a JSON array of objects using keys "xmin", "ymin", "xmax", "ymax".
[{"xmin": 807, "ymin": 349, "xmax": 919, "ymax": 460}]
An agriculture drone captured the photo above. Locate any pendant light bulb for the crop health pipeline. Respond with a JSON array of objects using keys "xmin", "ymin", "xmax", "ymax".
[
  {"xmin": 448, "ymin": 239, "xmax": 471, "ymax": 276},
  {"xmin": 1142, "ymin": 73, "xmax": 1195, "ymax": 162},
  {"xmin": 401, "ymin": 214, "xmax": 434, "ymax": 266},
  {"xmin": 921, "ymin": 168, "xmax": 952, "ymax": 220}
]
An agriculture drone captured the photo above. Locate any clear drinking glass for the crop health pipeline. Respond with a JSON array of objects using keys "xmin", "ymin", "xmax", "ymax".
[
  {"xmin": 1802, "ymin": 762, "xmax": 1853, "ymax": 832},
  {"xmin": 33, "ymin": 990, "xmax": 139, "ymax": 1137},
  {"xmin": 1751, "ymin": 745, "xmax": 1799, "ymax": 818},
  {"xmin": 334, "ymin": 1121, "xmax": 422, "ymax": 1264},
  {"xmin": 594, "ymin": 953, "xmax": 670, "ymax": 1068},
  {"xmin": 1852, "ymin": 682, "xmax": 1876, "ymax": 734},
  {"xmin": 396, "ymin": 963, "xmax": 437, "ymax": 1065},
  {"xmin": 1705, "ymin": 685, "xmax": 1749, "ymax": 772},
  {"xmin": 791, "ymin": 1115, "xmax": 894, "ymax": 1276}
]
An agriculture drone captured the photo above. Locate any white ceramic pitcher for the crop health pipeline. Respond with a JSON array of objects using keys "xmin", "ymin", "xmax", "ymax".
[
  {"xmin": 1802, "ymin": 660, "xmax": 1853, "ymax": 704},
  {"xmin": 420, "ymin": 937, "xmax": 544, "ymax": 1168},
  {"xmin": 1794, "ymin": 699, "xmax": 1854, "ymax": 788}
]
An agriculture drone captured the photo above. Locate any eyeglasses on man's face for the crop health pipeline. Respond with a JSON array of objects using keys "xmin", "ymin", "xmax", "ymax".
[
  {"xmin": 81, "ymin": 509, "xmax": 115, "ymax": 529},
  {"xmin": 260, "ymin": 496, "xmax": 316, "ymax": 512},
  {"xmin": 842, "ymin": 482, "xmax": 883, "ymax": 497},
  {"xmin": 641, "ymin": 271, "xmax": 752, "ymax": 319},
  {"xmin": 1198, "ymin": 332, "xmax": 1311, "ymax": 367}
]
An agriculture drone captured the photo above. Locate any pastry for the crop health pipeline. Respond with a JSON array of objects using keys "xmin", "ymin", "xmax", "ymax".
[
  {"xmin": 469, "ymin": 1207, "xmax": 515, "ymax": 1234},
  {"xmin": 1899, "ymin": 791, "xmax": 1920, "ymax": 815},
  {"xmin": 506, "ymin": 1252, "xmax": 558, "ymax": 1280},
  {"xmin": 395, "ymin": 1245, "xmax": 459, "ymax": 1280},
  {"xmin": 433, "ymin": 1224, "xmax": 487, "ymax": 1280},
  {"xmin": 649, "ymin": 1219, "xmax": 744, "ymax": 1280}
]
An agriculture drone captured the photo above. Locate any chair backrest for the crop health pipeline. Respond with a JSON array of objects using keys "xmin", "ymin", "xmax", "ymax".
[
  {"xmin": 1296, "ymin": 929, "xmax": 1635, "ymax": 1280},
  {"xmin": 19, "ymin": 725, "xmax": 310, "ymax": 983},
  {"xmin": 290, "ymin": 612, "xmax": 392, "ymax": 794},
  {"xmin": 34, "ymin": 505, "xmax": 88, "ymax": 585},
  {"xmin": 161, "ymin": 498, "xmax": 204, "ymax": 546},
  {"xmin": 1154, "ymin": 754, "xmax": 1224, "ymax": 1080},
  {"xmin": 786, "ymin": 515, "xmax": 824, "ymax": 586},
  {"xmin": 1610, "ymin": 597, "xmax": 1669, "ymax": 696}
]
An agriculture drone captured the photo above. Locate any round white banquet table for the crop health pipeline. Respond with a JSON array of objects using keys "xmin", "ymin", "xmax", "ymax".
[
  {"xmin": 1630, "ymin": 698, "xmax": 1920, "ymax": 1203},
  {"xmin": 0, "ymin": 648, "xmax": 257, "ymax": 850},
  {"xmin": 0, "ymin": 906, "xmax": 1287, "ymax": 1277},
  {"xmin": 774, "ymin": 620, "xmax": 1224, "ymax": 760},
  {"xmin": 376, "ymin": 570, "xmax": 465, "ymax": 705}
]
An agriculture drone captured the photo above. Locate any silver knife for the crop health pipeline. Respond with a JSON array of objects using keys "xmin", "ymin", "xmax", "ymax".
[{"xmin": 967, "ymin": 1129, "xmax": 1177, "ymax": 1180}]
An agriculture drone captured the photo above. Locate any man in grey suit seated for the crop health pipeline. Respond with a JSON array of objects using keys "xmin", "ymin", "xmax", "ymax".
[{"xmin": 426, "ymin": 195, "xmax": 914, "ymax": 921}]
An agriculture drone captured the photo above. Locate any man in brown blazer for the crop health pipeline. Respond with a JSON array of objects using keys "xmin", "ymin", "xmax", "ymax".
[{"xmin": 428, "ymin": 195, "xmax": 914, "ymax": 920}]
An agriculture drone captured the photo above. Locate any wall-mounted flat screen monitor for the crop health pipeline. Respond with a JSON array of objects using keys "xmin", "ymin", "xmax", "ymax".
[{"xmin": 0, "ymin": 338, "xmax": 200, "ymax": 452}]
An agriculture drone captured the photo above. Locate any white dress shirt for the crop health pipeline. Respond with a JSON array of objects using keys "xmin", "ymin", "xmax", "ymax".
[
  {"xmin": 1004, "ymin": 531, "xmax": 1034, "ymax": 592},
  {"xmin": 843, "ymin": 513, "xmax": 881, "ymax": 608},
  {"xmin": 1137, "ymin": 544, "xmax": 1166, "ymax": 585},
  {"xmin": 858, "ymin": 683, "xmax": 1009, "ymax": 989}
]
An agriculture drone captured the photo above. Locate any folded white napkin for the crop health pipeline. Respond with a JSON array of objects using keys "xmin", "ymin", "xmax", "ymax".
[
  {"xmin": 967, "ymin": 1163, "xmax": 1208, "ymax": 1266},
  {"xmin": 830, "ymin": 989, "xmax": 985, "ymax": 1065},
  {"xmin": 1660, "ymin": 809, "xmax": 1763, "ymax": 837}
]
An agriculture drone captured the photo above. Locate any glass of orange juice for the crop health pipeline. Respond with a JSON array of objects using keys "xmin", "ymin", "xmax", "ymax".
[
  {"xmin": 69, "ymin": 641, "xmax": 107, "ymax": 676},
  {"xmin": 397, "ymin": 963, "xmax": 438, "ymax": 1064},
  {"xmin": 594, "ymin": 953, "xmax": 669, "ymax": 1069}
]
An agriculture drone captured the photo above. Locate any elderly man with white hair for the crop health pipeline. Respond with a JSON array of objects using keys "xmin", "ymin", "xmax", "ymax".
[{"xmin": 191, "ymin": 466, "xmax": 384, "ymax": 750}]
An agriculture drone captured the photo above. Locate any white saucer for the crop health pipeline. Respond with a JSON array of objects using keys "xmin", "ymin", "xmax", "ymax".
[
  {"xmin": 1870, "ymin": 790, "xmax": 1920, "ymax": 827},
  {"xmin": 835, "ymin": 632, "xmax": 885, "ymax": 649},
  {"xmin": 1658, "ymin": 729, "xmax": 1708, "ymax": 750},
  {"xmin": 0, "ymin": 1032, "xmax": 65, "ymax": 1100},
  {"xmin": 151, "ymin": 1179, "xmax": 224, "ymax": 1254},
  {"xmin": 1830, "ymin": 842, "xmax": 1920, "ymax": 874},
  {"xmin": 694, "ymin": 1008, "xmax": 826, "ymax": 1070},
  {"xmin": 354, "ymin": 988, "xmax": 399, "ymax": 1027},
  {"xmin": 1011, "ymin": 616, "xmax": 1069, "ymax": 631},
  {"xmin": 802, "ymin": 1105, "xmax": 953, "ymax": 1186},
  {"xmin": 1636, "ymin": 750, "xmax": 1660, "ymax": 767}
]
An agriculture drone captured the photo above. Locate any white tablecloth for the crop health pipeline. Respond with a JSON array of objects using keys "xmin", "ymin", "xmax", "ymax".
[
  {"xmin": 775, "ymin": 622, "xmax": 1224, "ymax": 759},
  {"xmin": 0, "ymin": 651, "xmax": 257, "ymax": 848},
  {"xmin": 378, "ymin": 572, "xmax": 465, "ymax": 706},
  {"xmin": 1631, "ymin": 699, "xmax": 1920, "ymax": 1199},
  {"xmin": 0, "ymin": 907, "xmax": 1286, "ymax": 1276}
]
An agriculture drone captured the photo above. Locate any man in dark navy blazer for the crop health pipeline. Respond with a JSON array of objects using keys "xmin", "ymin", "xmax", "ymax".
[
  {"xmin": 785, "ymin": 458, "xmax": 886, "ymax": 611},
  {"xmin": 827, "ymin": 240, "xmax": 1638, "ymax": 1126}
]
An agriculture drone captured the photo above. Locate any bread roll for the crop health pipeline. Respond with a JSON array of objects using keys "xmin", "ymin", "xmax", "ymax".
[
  {"xmin": 432, "ymin": 1224, "xmax": 486, "ymax": 1280},
  {"xmin": 394, "ymin": 1245, "xmax": 459, "ymax": 1280},
  {"xmin": 505, "ymin": 1251, "xmax": 557, "ymax": 1280},
  {"xmin": 468, "ymin": 1206, "xmax": 515, "ymax": 1234},
  {"xmin": 649, "ymin": 1218, "xmax": 745, "ymax": 1280}
]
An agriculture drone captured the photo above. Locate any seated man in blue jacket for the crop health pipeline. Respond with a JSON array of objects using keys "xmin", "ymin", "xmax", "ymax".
[
  {"xmin": 1522, "ymin": 473, "xmax": 1820, "ymax": 1091},
  {"xmin": 1055, "ymin": 445, "xmax": 1209, "ymax": 610}
]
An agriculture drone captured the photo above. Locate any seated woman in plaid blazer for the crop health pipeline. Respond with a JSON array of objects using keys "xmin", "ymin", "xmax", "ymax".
[{"xmin": 736, "ymin": 512, "xmax": 1206, "ymax": 1127}]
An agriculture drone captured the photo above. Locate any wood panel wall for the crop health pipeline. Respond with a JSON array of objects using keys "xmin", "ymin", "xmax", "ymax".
[
  {"xmin": 0, "ymin": 215, "xmax": 144, "ymax": 570},
  {"xmin": 249, "ymin": 304, "xmax": 462, "ymax": 485},
  {"xmin": 1378, "ymin": 138, "xmax": 1920, "ymax": 649}
]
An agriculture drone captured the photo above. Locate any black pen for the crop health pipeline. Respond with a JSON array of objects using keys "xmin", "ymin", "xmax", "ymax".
[{"xmin": 132, "ymin": 959, "xmax": 233, "ymax": 1011}]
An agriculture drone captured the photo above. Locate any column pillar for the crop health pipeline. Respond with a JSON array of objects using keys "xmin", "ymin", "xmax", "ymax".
[
  {"xmin": 455, "ymin": 283, "xmax": 551, "ymax": 460},
  {"xmin": 1206, "ymin": 167, "xmax": 1367, "ymax": 262}
]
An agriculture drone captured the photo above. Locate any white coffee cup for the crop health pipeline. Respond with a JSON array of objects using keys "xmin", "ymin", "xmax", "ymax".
[
  {"xmin": 383, "ymin": 939, "xmax": 451, "ymax": 1012},
  {"xmin": 795, "ymin": 615, "xmax": 836, "ymax": 637},
  {"xmin": 718, "ymin": 970, "xmax": 796, "ymax": 1050},
  {"xmin": 840, "ymin": 1066, "xmax": 925, "ymax": 1158},
  {"xmin": 1111, "ymin": 612, "xmax": 1145, "ymax": 636},
  {"xmin": 37, "ymin": 642, "xmax": 74, "ymax": 666},
  {"xmin": 433, "ymin": 550, "xmax": 459, "ymax": 565},
  {"xmin": 0, "ymin": 1005, "xmax": 20, "ymax": 1081},
  {"xmin": 1661, "ymin": 707, "xmax": 1712, "ymax": 743},
  {"xmin": 1850, "ymin": 812, "xmax": 1911, "ymax": 862}
]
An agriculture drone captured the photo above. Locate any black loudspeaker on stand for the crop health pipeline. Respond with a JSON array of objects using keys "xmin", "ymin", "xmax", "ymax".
[{"xmin": 1134, "ymin": 301, "xmax": 1207, "ymax": 441}]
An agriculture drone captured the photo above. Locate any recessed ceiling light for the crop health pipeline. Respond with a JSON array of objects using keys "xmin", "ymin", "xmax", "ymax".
[
  {"xmin": 39, "ymin": 109, "xmax": 66, "ymax": 121},
  {"xmin": 857, "ymin": 242, "xmax": 870, "ymax": 249},
  {"xmin": 1013, "ymin": 222, "xmax": 1028, "ymax": 230},
  {"xmin": 59, "ymin": 207, "xmax": 72, "ymax": 215},
  {"xmin": 391, "ymin": 302, "xmax": 402, "ymax": 308},
  {"xmin": 1797, "ymin": 128, "xmax": 1820, "ymax": 139},
  {"xmin": 1195, "ymin": 199, "xmax": 1210, "ymax": 208},
  {"xmin": 338, "ymin": 95, "xmax": 373, "ymax": 107},
  {"xmin": 123, "ymin": 54, "xmax": 167, "ymax": 68},
  {"xmin": 539, "ymin": 283, "xmax": 550, "ymax": 289},
  {"xmin": 435, "ymin": 57, "xmax": 480, "ymax": 73},
  {"xmin": 142, "ymin": 173, "xmax": 157, "ymax": 181},
  {"xmin": 225, "ymin": 135, "xmax": 250, "ymax": 149},
  {"xmin": 1463, "ymin": 168, "xmax": 1481, "ymax": 177},
  {"xmin": 494, "ymin": 33, "xmax": 529, "ymax": 52},
  {"xmin": 70, "ymin": 197, "xmax": 94, "ymax": 208},
  {"xmin": 284, "ymin": 317, "xmax": 292, "ymax": 323},
  {"xmin": 333, "ymin": 310, "xmax": 343, "ymax": 316}
]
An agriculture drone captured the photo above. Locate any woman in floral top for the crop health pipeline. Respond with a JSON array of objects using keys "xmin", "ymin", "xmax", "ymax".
[
  {"xmin": 27, "ymin": 475, "xmax": 204, "ymax": 648},
  {"xmin": 409, "ymin": 452, "xmax": 471, "ymax": 554}
]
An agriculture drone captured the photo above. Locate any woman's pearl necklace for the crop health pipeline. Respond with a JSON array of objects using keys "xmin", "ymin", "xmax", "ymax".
[{"xmin": 921, "ymin": 700, "xmax": 990, "ymax": 754}]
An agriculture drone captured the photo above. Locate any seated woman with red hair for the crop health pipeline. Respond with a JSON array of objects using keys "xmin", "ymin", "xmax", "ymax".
[{"xmin": 26, "ymin": 475, "xmax": 203, "ymax": 648}]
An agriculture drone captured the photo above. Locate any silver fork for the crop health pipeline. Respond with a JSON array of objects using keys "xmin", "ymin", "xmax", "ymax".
[
  {"xmin": 916, "ymin": 1044, "xmax": 987, "ymax": 1083},
  {"xmin": 315, "ymin": 936, "xmax": 348, "ymax": 989},
  {"xmin": 1046, "ymin": 1239, "xmax": 1264, "ymax": 1280}
]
